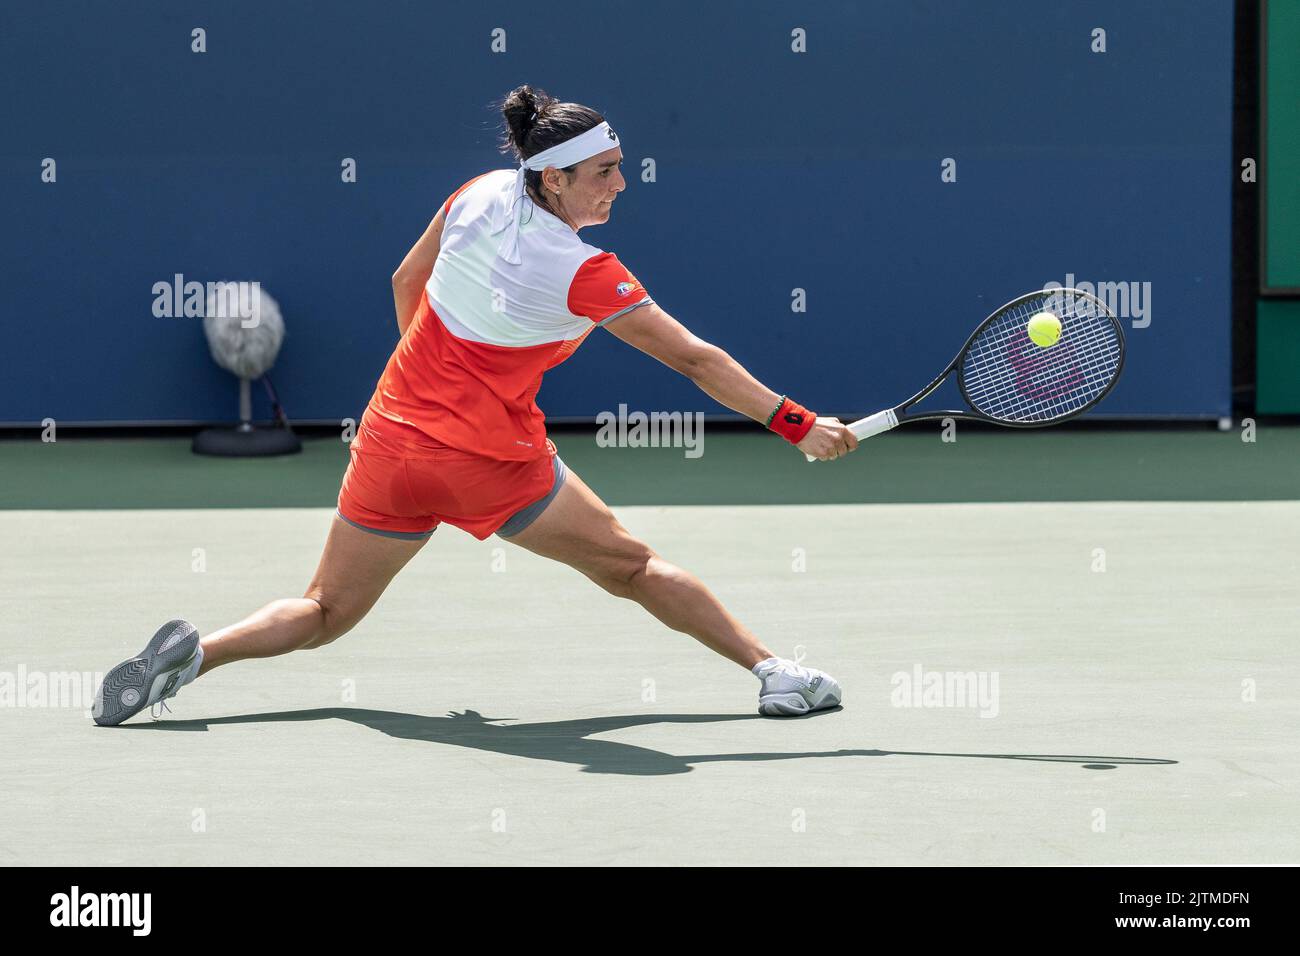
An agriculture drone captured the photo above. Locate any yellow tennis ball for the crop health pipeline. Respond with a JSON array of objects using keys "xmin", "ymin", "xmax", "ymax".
[{"xmin": 1027, "ymin": 311, "xmax": 1062, "ymax": 348}]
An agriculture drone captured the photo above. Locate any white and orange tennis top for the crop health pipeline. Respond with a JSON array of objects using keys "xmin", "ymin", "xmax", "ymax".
[{"xmin": 367, "ymin": 169, "xmax": 653, "ymax": 460}]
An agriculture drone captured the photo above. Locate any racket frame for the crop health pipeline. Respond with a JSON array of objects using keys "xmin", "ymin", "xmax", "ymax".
[{"xmin": 812, "ymin": 288, "xmax": 1126, "ymax": 457}]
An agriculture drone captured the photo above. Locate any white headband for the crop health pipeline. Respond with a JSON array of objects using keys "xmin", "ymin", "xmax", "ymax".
[{"xmin": 489, "ymin": 120, "xmax": 620, "ymax": 264}]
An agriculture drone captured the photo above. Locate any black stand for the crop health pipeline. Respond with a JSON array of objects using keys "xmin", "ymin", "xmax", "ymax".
[
  {"xmin": 192, "ymin": 377, "xmax": 302, "ymax": 457},
  {"xmin": 192, "ymin": 422, "xmax": 302, "ymax": 457}
]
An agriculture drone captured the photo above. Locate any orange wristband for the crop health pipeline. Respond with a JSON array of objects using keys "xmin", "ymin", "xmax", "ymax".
[{"xmin": 767, "ymin": 397, "xmax": 816, "ymax": 444}]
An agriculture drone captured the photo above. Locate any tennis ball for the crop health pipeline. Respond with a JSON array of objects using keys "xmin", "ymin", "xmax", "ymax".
[{"xmin": 1027, "ymin": 311, "xmax": 1062, "ymax": 348}]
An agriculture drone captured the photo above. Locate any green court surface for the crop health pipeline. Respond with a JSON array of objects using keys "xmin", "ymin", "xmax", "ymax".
[
  {"xmin": 2, "ymin": 425, "xmax": 1299, "ymax": 509},
  {"xmin": 1, "ymin": 429, "xmax": 1297, "ymax": 865}
]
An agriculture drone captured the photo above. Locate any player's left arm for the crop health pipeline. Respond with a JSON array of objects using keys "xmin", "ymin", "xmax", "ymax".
[{"xmin": 391, "ymin": 207, "xmax": 446, "ymax": 335}]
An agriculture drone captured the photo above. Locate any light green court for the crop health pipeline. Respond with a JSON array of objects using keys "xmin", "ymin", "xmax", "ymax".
[{"xmin": 2, "ymin": 428, "xmax": 1295, "ymax": 864}]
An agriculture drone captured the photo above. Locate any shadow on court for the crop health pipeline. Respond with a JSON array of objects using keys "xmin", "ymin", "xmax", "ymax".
[{"xmin": 119, "ymin": 707, "xmax": 1178, "ymax": 776}]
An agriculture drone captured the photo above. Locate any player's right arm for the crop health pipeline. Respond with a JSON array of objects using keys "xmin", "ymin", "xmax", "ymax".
[{"xmin": 605, "ymin": 302, "xmax": 858, "ymax": 460}]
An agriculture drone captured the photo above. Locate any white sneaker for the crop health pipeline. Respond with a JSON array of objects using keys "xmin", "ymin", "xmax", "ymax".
[
  {"xmin": 754, "ymin": 657, "xmax": 842, "ymax": 716},
  {"xmin": 92, "ymin": 620, "xmax": 203, "ymax": 726}
]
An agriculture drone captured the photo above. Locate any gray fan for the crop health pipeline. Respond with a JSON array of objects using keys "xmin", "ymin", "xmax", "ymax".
[{"xmin": 192, "ymin": 283, "xmax": 301, "ymax": 457}]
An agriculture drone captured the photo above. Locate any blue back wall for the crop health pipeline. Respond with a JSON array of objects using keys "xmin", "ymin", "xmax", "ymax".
[{"xmin": 0, "ymin": 0, "xmax": 1233, "ymax": 424}]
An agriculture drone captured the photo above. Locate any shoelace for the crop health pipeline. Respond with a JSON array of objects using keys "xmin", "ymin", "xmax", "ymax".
[
  {"xmin": 764, "ymin": 660, "xmax": 813, "ymax": 687},
  {"xmin": 148, "ymin": 652, "xmax": 196, "ymax": 720}
]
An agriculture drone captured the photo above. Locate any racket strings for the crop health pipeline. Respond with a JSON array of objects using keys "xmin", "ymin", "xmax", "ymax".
[{"xmin": 960, "ymin": 291, "xmax": 1121, "ymax": 423}]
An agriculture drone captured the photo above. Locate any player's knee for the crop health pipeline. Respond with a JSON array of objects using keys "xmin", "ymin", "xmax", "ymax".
[
  {"xmin": 593, "ymin": 542, "xmax": 657, "ymax": 599},
  {"xmin": 300, "ymin": 592, "xmax": 363, "ymax": 649}
]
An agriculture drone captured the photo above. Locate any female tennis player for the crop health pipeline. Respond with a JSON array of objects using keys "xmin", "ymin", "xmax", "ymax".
[{"xmin": 92, "ymin": 85, "xmax": 859, "ymax": 727}]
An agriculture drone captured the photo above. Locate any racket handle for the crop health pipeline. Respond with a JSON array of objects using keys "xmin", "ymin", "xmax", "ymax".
[{"xmin": 805, "ymin": 409, "xmax": 899, "ymax": 462}]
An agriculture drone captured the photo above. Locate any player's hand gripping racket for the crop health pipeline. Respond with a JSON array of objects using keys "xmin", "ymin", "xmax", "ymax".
[{"xmin": 808, "ymin": 288, "xmax": 1125, "ymax": 461}]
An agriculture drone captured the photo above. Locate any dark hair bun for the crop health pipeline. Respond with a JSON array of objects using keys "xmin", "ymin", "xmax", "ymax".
[
  {"xmin": 500, "ymin": 85, "xmax": 558, "ymax": 159},
  {"xmin": 495, "ymin": 86, "xmax": 604, "ymax": 180}
]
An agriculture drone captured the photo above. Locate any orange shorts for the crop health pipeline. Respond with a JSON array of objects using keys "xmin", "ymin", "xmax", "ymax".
[{"xmin": 336, "ymin": 412, "xmax": 566, "ymax": 541}]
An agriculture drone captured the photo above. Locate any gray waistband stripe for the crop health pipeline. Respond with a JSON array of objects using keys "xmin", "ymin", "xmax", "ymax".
[
  {"xmin": 336, "ymin": 510, "xmax": 436, "ymax": 540},
  {"xmin": 496, "ymin": 456, "xmax": 567, "ymax": 538}
]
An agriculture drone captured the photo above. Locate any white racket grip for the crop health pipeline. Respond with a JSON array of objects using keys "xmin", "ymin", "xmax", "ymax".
[{"xmin": 805, "ymin": 409, "xmax": 899, "ymax": 462}]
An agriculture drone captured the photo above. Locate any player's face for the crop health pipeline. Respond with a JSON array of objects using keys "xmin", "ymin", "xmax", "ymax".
[{"xmin": 565, "ymin": 147, "xmax": 625, "ymax": 228}]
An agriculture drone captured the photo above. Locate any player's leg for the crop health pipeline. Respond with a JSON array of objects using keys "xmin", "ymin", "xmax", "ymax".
[
  {"xmin": 199, "ymin": 514, "xmax": 428, "ymax": 673},
  {"xmin": 504, "ymin": 465, "xmax": 841, "ymax": 714},
  {"xmin": 92, "ymin": 515, "xmax": 426, "ymax": 726},
  {"xmin": 195, "ymin": 422, "xmax": 435, "ymax": 676},
  {"xmin": 504, "ymin": 466, "xmax": 772, "ymax": 668}
]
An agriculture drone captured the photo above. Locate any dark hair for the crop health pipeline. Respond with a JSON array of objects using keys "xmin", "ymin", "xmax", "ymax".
[{"xmin": 497, "ymin": 85, "xmax": 604, "ymax": 216}]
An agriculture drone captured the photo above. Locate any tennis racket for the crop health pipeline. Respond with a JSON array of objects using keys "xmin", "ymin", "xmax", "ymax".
[{"xmin": 808, "ymin": 287, "xmax": 1125, "ymax": 461}]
